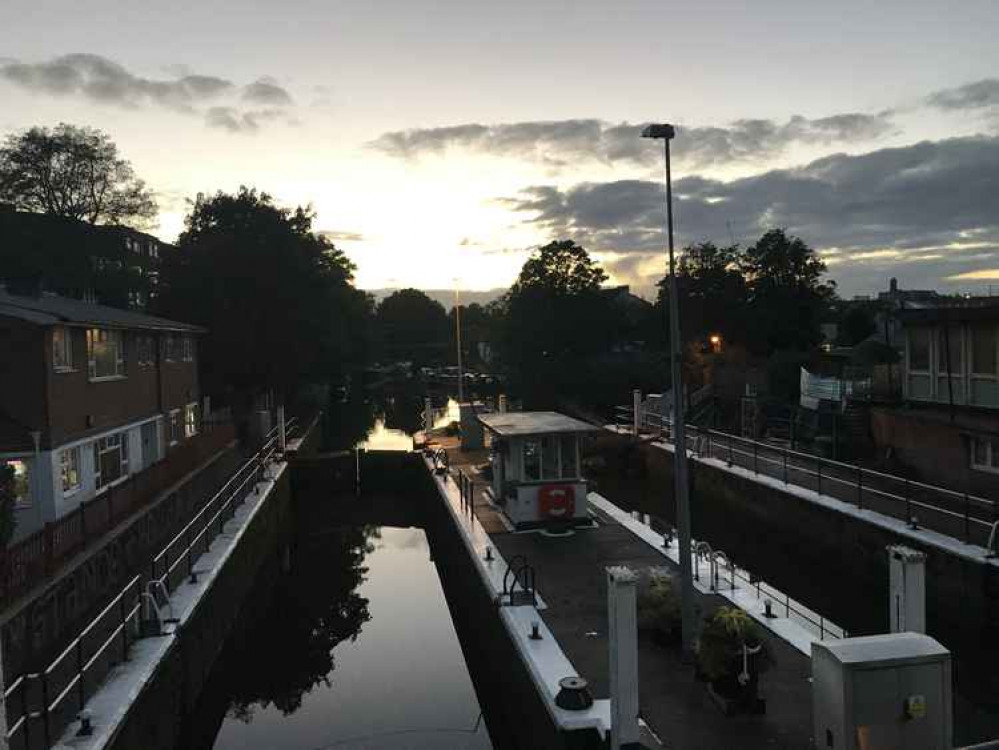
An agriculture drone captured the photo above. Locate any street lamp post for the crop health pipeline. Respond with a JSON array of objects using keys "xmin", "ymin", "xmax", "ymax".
[{"xmin": 642, "ymin": 123, "xmax": 696, "ymax": 657}]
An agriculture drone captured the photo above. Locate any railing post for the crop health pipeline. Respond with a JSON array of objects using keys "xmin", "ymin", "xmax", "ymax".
[
  {"xmin": 632, "ymin": 389, "xmax": 642, "ymax": 437},
  {"xmin": 857, "ymin": 466, "xmax": 863, "ymax": 509},
  {"xmin": 752, "ymin": 440, "xmax": 758, "ymax": 474},
  {"xmin": 121, "ymin": 587, "xmax": 130, "ymax": 661},
  {"xmin": 40, "ymin": 672, "xmax": 50, "ymax": 748},
  {"xmin": 904, "ymin": 479, "xmax": 912, "ymax": 521},
  {"xmin": 783, "ymin": 449, "xmax": 788, "ymax": 484},
  {"xmin": 728, "ymin": 437, "xmax": 734, "ymax": 466},
  {"xmin": 43, "ymin": 522, "xmax": 55, "ymax": 577},
  {"xmin": 817, "ymin": 461, "xmax": 823, "ymax": 496}
]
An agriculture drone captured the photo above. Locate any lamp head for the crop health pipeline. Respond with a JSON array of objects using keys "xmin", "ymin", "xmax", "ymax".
[{"xmin": 641, "ymin": 123, "xmax": 676, "ymax": 140}]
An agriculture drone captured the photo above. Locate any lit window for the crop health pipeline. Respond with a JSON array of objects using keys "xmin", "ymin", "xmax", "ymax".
[
  {"xmin": 86, "ymin": 329, "xmax": 126, "ymax": 379},
  {"xmin": 182, "ymin": 336, "xmax": 194, "ymax": 362},
  {"xmin": 185, "ymin": 403, "xmax": 200, "ymax": 438},
  {"xmin": 94, "ymin": 433, "xmax": 129, "ymax": 489},
  {"xmin": 60, "ymin": 447, "xmax": 81, "ymax": 494},
  {"xmin": 52, "ymin": 327, "xmax": 72, "ymax": 370},
  {"xmin": 908, "ymin": 328, "xmax": 930, "ymax": 371},
  {"xmin": 970, "ymin": 438, "xmax": 999, "ymax": 474},
  {"xmin": 163, "ymin": 335, "xmax": 177, "ymax": 362},
  {"xmin": 2, "ymin": 460, "xmax": 31, "ymax": 507}
]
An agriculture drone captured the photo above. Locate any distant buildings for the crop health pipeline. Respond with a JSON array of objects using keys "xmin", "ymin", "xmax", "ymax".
[
  {"xmin": 0, "ymin": 288, "xmax": 204, "ymax": 541},
  {"xmin": 0, "ymin": 204, "xmax": 170, "ymax": 311},
  {"xmin": 870, "ymin": 298, "xmax": 999, "ymax": 496}
]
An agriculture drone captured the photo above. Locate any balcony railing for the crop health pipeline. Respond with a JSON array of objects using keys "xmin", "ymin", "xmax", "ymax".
[{"xmin": 1, "ymin": 422, "xmax": 237, "ymax": 608}]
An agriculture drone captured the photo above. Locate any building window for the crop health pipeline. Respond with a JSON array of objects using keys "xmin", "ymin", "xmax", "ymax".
[
  {"xmin": 541, "ymin": 435, "xmax": 559, "ymax": 479},
  {"xmin": 60, "ymin": 447, "xmax": 81, "ymax": 494},
  {"xmin": 182, "ymin": 336, "xmax": 194, "ymax": 362},
  {"xmin": 94, "ymin": 433, "xmax": 129, "ymax": 490},
  {"xmin": 523, "ymin": 439, "xmax": 541, "ymax": 481},
  {"xmin": 908, "ymin": 328, "xmax": 930, "ymax": 372},
  {"xmin": 87, "ymin": 328, "xmax": 125, "ymax": 379},
  {"xmin": 937, "ymin": 326, "xmax": 963, "ymax": 374},
  {"xmin": 2, "ymin": 460, "xmax": 31, "ymax": 507},
  {"xmin": 185, "ymin": 403, "xmax": 200, "ymax": 438},
  {"xmin": 137, "ymin": 335, "xmax": 154, "ymax": 367},
  {"xmin": 163, "ymin": 335, "xmax": 180, "ymax": 363},
  {"xmin": 169, "ymin": 410, "xmax": 182, "ymax": 445},
  {"xmin": 970, "ymin": 437, "xmax": 999, "ymax": 474},
  {"xmin": 971, "ymin": 326, "xmax": 997, "ymax": 376},
  {"xmin": 559, "ymin": 435, "xmax": 578, "ymax": 479},
  {"xmin": 52, "ymin": 326, "xmax": 72, "ymax": 370}
]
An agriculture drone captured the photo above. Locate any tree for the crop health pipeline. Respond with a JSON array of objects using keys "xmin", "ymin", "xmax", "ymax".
[
  {"xmin": 657, "ymin": 242, "xmax": 748, "ymax": 348},
  {"xmin": 0, "ymin": 124, "xmax": 157, "ymax": 226},
  {"xmin": 741, "ymin": 229, "xmax": 836, "ymax": 354},
  {"xmin": 838, "ymin": 304, "xmax": 876, "ymax": 346},
  {"xmin": 499, "ymin": 240, "xmax": 617, "ymax": 406},
  {"xmin": 375, "ymin": 289, "xmax": 449, "ymax": 365},
  {"xmin": 155, "ymin": 187, "xmax": 370, "ymax": 404}
]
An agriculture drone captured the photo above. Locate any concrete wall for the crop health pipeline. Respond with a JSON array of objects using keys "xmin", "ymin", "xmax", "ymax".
[
  {"xmin": 103, "ymin": 470, "xmax": 291, "ymax": 750},
  {"xmin": 599, "ymin": 435, "xmax": 999, "ymax": 721},
  {"xmin": 0, "ymin": 445, "xmax": 242, "ymax": 680}
]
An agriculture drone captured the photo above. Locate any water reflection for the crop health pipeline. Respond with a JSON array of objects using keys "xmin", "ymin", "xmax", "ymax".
[{"xmin": 203, "ymin": 524, "xmax": 491, "ymax": 750}]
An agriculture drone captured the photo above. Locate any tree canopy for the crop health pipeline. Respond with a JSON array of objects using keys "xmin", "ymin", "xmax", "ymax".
[
  {"xmin": 498, "ymin": 240, "xmax": 621, "ymax": 406},
  {"xmin": 155, "ymin": 187, "xmax": 371, "ymax": 403},
  {"xmin": 0, "ymin": 124, "xmax": 157, "ymax": 226},
  {"xmin": 375, "ymin": 288, "xmax": 449, "ymax": 365}
]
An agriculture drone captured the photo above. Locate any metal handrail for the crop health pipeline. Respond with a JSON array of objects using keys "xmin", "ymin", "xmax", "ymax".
[
  {"xmin": 5, "ymin": 415, "xmax": 303, "ymax": 748},
  {"xmin": 615, "ymin": 404, "xmax": 996, "ymax": 545}
]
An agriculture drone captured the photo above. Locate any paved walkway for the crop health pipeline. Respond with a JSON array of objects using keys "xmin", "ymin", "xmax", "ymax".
[{"xmin": 447, "ymin": 446, "xmax": 816, "ymax": 750}]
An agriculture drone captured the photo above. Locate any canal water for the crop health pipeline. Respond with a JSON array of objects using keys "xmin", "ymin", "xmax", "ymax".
[{"xmin": 190, "ymin": 394, "xmax": 493, "ymax": 750}]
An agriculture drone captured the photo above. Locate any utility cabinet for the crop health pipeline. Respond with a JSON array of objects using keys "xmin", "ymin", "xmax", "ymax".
[{"xmin": 812, "ymin": 633, "xmax": 951, "ymax": 750}]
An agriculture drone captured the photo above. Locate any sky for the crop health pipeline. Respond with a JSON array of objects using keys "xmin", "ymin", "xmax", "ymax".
[{"xmin": 3, "ymin": 0, "xmax": 999, "ymax": 299}]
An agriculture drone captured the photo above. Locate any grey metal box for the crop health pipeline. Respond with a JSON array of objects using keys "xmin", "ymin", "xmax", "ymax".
[{"xmin": 812, "ymin": 633, "xmax": 951, "ymax": 750}]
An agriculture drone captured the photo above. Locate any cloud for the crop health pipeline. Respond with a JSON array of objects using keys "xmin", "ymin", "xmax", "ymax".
[
  {"xmin": 503, "ymin": 136, "xmax": 999, "ymax": 294},
  {"xmin": 0, "ymin": 53, "xmax": 297, "ymax": 133},
  {"xmin": 370, "ymin": 112, "xmax": 896, "ymax": 170},
  {"xmin": 927, "ymin": 79, "xmax": 999, "ymax": 111},
  {"xmin": 0, "ymin": 53, "xmax": 233, "ymax": 111},
  {"xmin": 242, "ymin": 79, "xmax": 294, "ymax": 106}
]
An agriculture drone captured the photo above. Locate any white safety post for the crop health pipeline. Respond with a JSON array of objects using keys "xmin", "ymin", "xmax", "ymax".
[
  {"xmin": 277, "ymin": 404, "xmax": 286, "ymax": 453},
  {"xmin": 632, "ymin": 389, "xmax": 642, "ymax": 436},
  {"xmin": 424, "ymin": 397, "xmax": 433, "ymax": 434},
  {"xmin": 889, "ymin": 545, "xmax": 927, "ymax": 633},
  {"xmin": 608, "ymin": 566, "xmax": 640, "ymax": 749}
]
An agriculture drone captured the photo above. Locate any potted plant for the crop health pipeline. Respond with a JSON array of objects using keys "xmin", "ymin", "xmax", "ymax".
[
  {"xmin": 637, "ymin": 572, "xmax": 682, "ymax": 645},
  {"xmin": 696, "ymin": 606, "xmax": 773, "ymax": 715}
]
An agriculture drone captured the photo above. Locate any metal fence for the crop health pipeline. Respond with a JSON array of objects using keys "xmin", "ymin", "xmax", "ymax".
[
  {"xmin": 615, "ymin": 405, "xmax": 998, "ymax": 551},
  {"xmin": 1, "ymin": 422, "xmax": 238, "ymax": 608},
  {"xmin": 3, "ymin": 418, "xmax": 297, "ymax": 750}
]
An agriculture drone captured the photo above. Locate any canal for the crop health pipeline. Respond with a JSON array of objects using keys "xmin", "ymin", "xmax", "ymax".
[{"xmin": 188, "ymin": 393, "xmax": 493, "ymax": 750}]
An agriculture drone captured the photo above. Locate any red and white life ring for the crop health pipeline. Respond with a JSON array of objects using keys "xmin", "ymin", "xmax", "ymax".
[{"xmin": 539, "ymin": 485, "xmax": 575, "ymax": 519}]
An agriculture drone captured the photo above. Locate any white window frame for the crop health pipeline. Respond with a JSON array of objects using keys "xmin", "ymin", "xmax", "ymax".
[
  {"xmin": 60, "ymin": 446, "xmax": 82, "ymax": 496},
  {"xmin": 182, "ymin": 336, "xmax": 194, "ymax": 362},
  {"xmin": 52, "ymin": 326, "xmax": 73, "ymax": 371},
  {"xmin": 970, "ymin": 437, "xmax": 999, "ymax": 474},
  {"xmin": 3, "ymin": 459, "xmax": 32, "ymax": 508},
  {"xmin": 168, "ymin": 409, "xmax": 181, "ymax": 446},
  {"xmin": 93, "ymin": 433, "xmax": 130, "ymax": 492},
  {"xmin": 87, "ymin": 328, "xmax": 126, "ymax": 380}
]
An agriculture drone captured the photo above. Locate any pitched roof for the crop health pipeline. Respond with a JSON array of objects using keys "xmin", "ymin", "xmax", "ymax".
[{"xmin": 0, "ymin": 288, "xmax": 205, "ymax": 333}]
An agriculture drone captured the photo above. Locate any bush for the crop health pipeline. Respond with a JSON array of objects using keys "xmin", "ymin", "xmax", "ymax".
[
  {"xmin": 697, "ymin": 606, "xmax": 773, "ymax": 687},
  {"xmin": 637, "ymin": 573, "xmax": 682, "ymax": 643}
]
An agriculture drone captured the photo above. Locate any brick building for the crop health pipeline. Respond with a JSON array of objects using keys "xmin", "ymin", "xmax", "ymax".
[{"xmin": 0, "ymin": 288, "xmax": 204, "ymax": 541}]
